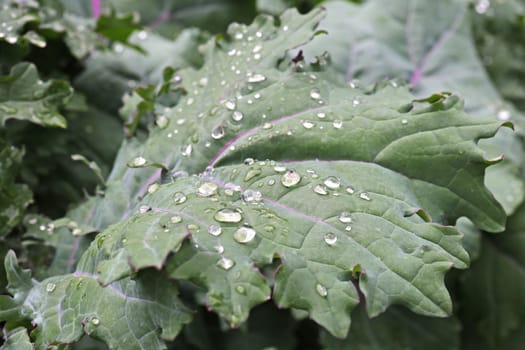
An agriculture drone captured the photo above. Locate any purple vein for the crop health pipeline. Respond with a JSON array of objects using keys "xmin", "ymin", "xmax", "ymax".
[
  {"xmin": 207, "ymin": 105, "xmax": 328, "ymax": 168},
  {"xmin": 91, "ymin": 0, "xmax": 101, "ymax": 18},
  {"xmin": 408, "ymin": 5, "xmax": 465, "ymax": 86}
]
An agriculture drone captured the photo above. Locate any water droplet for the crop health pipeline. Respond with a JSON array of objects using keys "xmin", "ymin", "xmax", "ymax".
[
  {"xmin": 346, "ymin": 186, "xmax": 355, "ymax": 194},
  {"xmin": 244, "ymin": 158, "xmax": 255, "ymax": 165},
  {"xmin": 170, "ymin": 215, "xmax": 182, "ymax": 223},
  {"xmin": 46, "ymin": 282, "xmax": 56, "ymax": 293},
  {"xmin": 324, "ymin": 233, "xmax": 338, "ymax": 246},
  {"xmin": 324, "ymin": 176, "xmax": 341, "ymax": 190},
  {"xmin": 310, "ymin": 88, "xmax": 321, "ymax": 100},
  {"xmin": 401, "ymin": 119, "xmax": 408, "ymax": 125},
  {"xmin": 339, "ymin": 212, "xmax": 352, "ymax": 223},
  {"xmin": 139, "ymin": 205, "xmax": 151, "ymax": 214},
  {"xmin": 267, "ymin": 179, "xmax": 275, "ymax": 186},
  {"xmin": 199, "ymin": 77, "xmax": 208, "ymax": 86},
  {"xmin": 208, "ymin": 225, "xmax": 222, "ymax": 236},
  {"xmin": 232, "ymin": 110, "xmax": 244, "ymax": 121},
  {"xmin": 314, "ymin": 184, "xmax": 328, "ymax": 195},
  {"xmin": 262, "ymin": 122, "xmax": 272, "ymax": 129},
  {"xmin": 217, "ymin": 257, "xmax": 235, "ymax": 270},
  {"xmin": 498, "ymin": 110, "xmax": 511, "ymax": 121},
  {"xmin": 197, "ymin": 182, "xmax": 218, "ymax": 197},
  {"xmin": 137, "ymin": 30, "xmax": 148, "ymax": 40},
  {"xmin": 316, "ymin": 283, "xmax": 328, "ymax": 297},
  {"xmin": 173, "ymin": 192, "xmax": 187, "ymax": 204},
  {"xmin": 235, "ymin": 285, "xmax": 246, "ymax": 294},
  {"xmin": 273, "ymin": 165, "xmax": 286, "ymax": 172},
  {"xmin": 254, "ymin": 93, "xmax": 261, "ymax": 99},
  {"xmin": 128, "ymin": 156, "xmax": 147, "ymax": 168},
  {"xmin": 352, "ymin": 97, "xmax": 361, "ymax": 106},
  {"xmin": 156, "ymin": 115, "xmax": 169, "ymax": 129},
  {"xmin": 214, "ymin": 208, "xmax": 242, "ymax": 223},
  {"xmin": 214, "ymin": 244, "xmax": 225, "ymax": 254},
  {"xmin": 283, "ymin": 25, "xmax": 289, "ymax": 31},
  {"xmin": 6, "ymin": 34, "xmax": 17, "ymax": 44},
  {"xmin": 228, "ymin": 49, "xmax": 237, "ymax": 56},
  {"xmin": 317, "ymin": 112, "xmax": 326, "ymax": 119},
  {"xmin": 182, "ymin": 144, "xmax": 192, "ymax": 157},
  {"xmin": 147, "ymin": 183, "xmax": 160, "ymax": 194},
  {"xmin": 281, "ymin": 170, "xmax": 301, "ymax": 187},
  {"xmin": 242, "ymin": 189, "xmax": 263, "ymax": 203},
  {"xmin": 225, "ymin": 100, "xmax": 236, "ymax": 110},
  {"xmin": 211, "ymin": 125, "xmax": 225, "ymax": 140},
  {"xmin": 302, "ymin": 120, "xmax": 315, "ymax": 129},
  {"xmin": 333, "ymin": 120, "xmax": 343, "ymax": 129},
  {"xmin": 359, "ymin": 192, "xmax": 371, "ymax": 201},
  {"xmin": 475, "ymin": 0, "xmax": 490, "ymax": 14},
  {"xmin": 248, "ymin": 73, "xmax": 266, "ymax": 83},
  {"xmin": 345, "ymin": 225, "xmax": 352, "ymax": 231},
  {"xmin": 234, "ymin": 226, "xmax": 257, "ymax": 243}
]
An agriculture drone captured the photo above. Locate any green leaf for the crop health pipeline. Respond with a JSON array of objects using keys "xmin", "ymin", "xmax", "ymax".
[
  {"xmin": 1, "ymin": 327, "xmax": 34, "ymax": 350},
  {"xmin": 95, "ymin": 10, "xmax": 143, "ymax": 51},
  {"xmin": 459, "ymin": 201, "xmax": 525, "ymax": 349},
  {"xmin": 320, "ymin": 305, "xmax": 461, "ymax": 350},
  {"xmin": 0, "ymin": 252, "xmax": 193, "ymax": 350},
  {"xmin": 300, "ymin": 0, "xmax": 525, "ymax": 215},
  {"xmin": 0, "ymin": 62, "xmax": 72, "ymax": 128},
  {"xmin": 0, "ymin": 3, "xmax": 40, "ymax": 46},
  {"xmin": 0, "ymin": 141, "xmax": 32, "ymax": 237}
]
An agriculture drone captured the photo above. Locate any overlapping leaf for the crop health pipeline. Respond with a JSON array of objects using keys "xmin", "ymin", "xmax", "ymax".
[
  {"xmin": 300, "ymin": 0, "xmax": 525, "ymax": 214},
  {"xmin": 0, "ymin": 251, "xmax": 193, "ymax": 350},
  {"xmin": 0, "ymin": 62, "xmax": 72, "ymax": 128}
]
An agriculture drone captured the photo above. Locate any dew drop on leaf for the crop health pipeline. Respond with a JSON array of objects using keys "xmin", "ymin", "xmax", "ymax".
[
  {"xmin": 197, "ymin": 182, "xmax": 218, "ymax": 197},
  {"xmin": 181, "ymin": 144, "xmax": 192, "ymax": 157},
  {"xmin": 401, "ymin": 119, "xmax": 408, "ymax": 125},
  {"xmin": 339, "ymin": 212, "xmax": 352, "ymax": 223},
  {"xmin": 232, "ymin": 110, "xmax": 244, "ymax": 121},
  {"xmin": 91, "ymin": 317, "xmax": 100, "ymax": 326},
  {"xmin": 147, "ymin": 183, "xmax": 160, "ymax": 194},
  {"xmin": 324, "ymin": 176, "xmax": 341, "ymax": 189},
  {"xmin": 138, "ymin": 205, "xmax": 151, "ymax": 214},
  {"xmin": 225, "ymin": 100, "xmax": 236, "ymax": 110},
  {"xmin": 316, "ymin": 283, "xmax": 328, "ymax": 297},
  {"xmin": 324, "ymin": 232, "xmax": 337, "ymax": 246},
  {"xmin": 211, "ymin": 125, "xmax": 225, "ymax": 139},
  {"xmin": 233, "ymin": 226, "xmax": 257, "ymax": 243},
  {"xmin": 46, "ymin": 282, "xmax": 56, "ymax": 293},
  {"xmin": 214, "ymin": 244, "xmax": 225, "ymax": 254},
  {"xmin": 128, "ymin": 156, "xmax": 147, "ymax": 168},
  {"xmin": 310, "ymin": 88, "xmax": 321, "ymax": 100},
  {"xmin": 156, "ymin": 115, "xmax": 169, "ymax": 129},
  {"xmin": 359, "ymin": 192, "xmax": 371, "ymax": 201},
  {"xmin": 214, "ymin": 208, "xmax": 242, "ymax": 223},
  {"xmin": 314, "ymin": 184, "xmax": 328, "ymax": 195},
  {"xmin": 302, "ymin": 120, "xmax": 315, "ymax": 129},
  {"xmin": 346, "ymin": 186, "xmax": 355, "ymax": 194},
  {"xmin": 208, "ymin": 225, "xmax": 222, "ymax": 237},
  {"xmin": 173, "ymin": 192, "xmax": 187, "ymax": 204},
  {"xmin": 273, "ymin": 165, "xmax": 286, "ymax": 173},
  {"xmin": 217, "ymin": 257, "xmax": 235, "ymax": 270},
  {"xmin": 170, "ymin": 215, "xmax": 182, "ymax": 224},
  {"xmin": 498, "ymin": 109, "xmax": 511, "ymax": 121},
  {"xmin": 242, "ymin": 189, "xmax": 263, "ymax": 203},
  {"xmin": 248, "ymin": 73, "xmax": 266, "ymax": 83},
  {"xmin": 317, "ymin": 112, "xmax": 326, "ymax": 119},
  {"xmin": 333, "ymin": 120, "xmax": 343, "ymax": 129},
  {"xmin": 281, "ymin": 170, "xmax": 301, "ymax": 187},
  {"xmin": 235, "ymin": 285, "xmax": 246, "ymax": 294}
]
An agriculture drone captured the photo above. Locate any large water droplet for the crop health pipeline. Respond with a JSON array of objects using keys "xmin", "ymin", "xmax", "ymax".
[
  {"xmin": 173, "ymin": 192, "xmax": 187, "ymax": 204},
  {"xmin": 46, "ymin": 282, "xmax": 56, "ymax": 293},
  {"xmin": 316, "ymin": 283, "xmax": 328, "ymax": 297},
  {"xmin": 339, "ymin": 212, "xmax": 352, "ymax": 223},
  {"xmin": 217, "ymin": 257, "xmax": 235, "ymax": 270},
  {"xmin": 324, "ymin": 233, "xmax": 337, "ymax": 246},
  {"xmin": 128, "ymin": 156, "xmax": 147, "ymax": 168},
  {"xmin": 232, "ymin": 110, "xmax": 244, "ymax": 121},
  {"xmin": 310, "ymin": 88, "xmax": 321, "ymax": 100},
  {"xmin": 314, "ymin": 184, "xmax": 328, "ymax": 195},
  {"xmin": 234, "ymin": 226, "xmax": 257, "ymax": 243},
  {"xmin": 248, "ymin": 74, "xmax": 266, "ymax": 83},
  {"xmin": 197, "ymin": 182, "xmax": 218, "ymax": 197},
  {"xmin": 214, "ymin": 208, "xmax": 242, "ymax": 223},
  {"xmin": 302, "ymin": 120, "xmax": 315, "ymax": 129},
  {"xmin": 156, "ymin": 115, "xmax": 169, "ymax": 129},
  {"xmin": 138, "ymin": 205, "xmax": 151, "ymax": 214},
  {"xmin": 359, "ymin": 192, "xmax": 371, "ymax": 201},
  {"xmin": 225, "ymin": 100, "xmax": 236, "ymax": 110},
  {"xmin": 324, "ymin": 176, "xmax": 341, "ymax": 190},
  {"xmin": 211, "ymin": 125, "xmax": 225, "ymax": 139},
  {"xmin": 242, "ymin": 189, "xmax": 263, "ymax": 203},
  {"xmin": 208, "ymin": 225, "xmax": 222, "ymax": 236},
  {"xmin": 170, "ymin": 215, "xmax": 182, "ymax": 223},
  {"xmin": 281, "ymin": 170, "xmax": 301, "ymax": 187}
]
